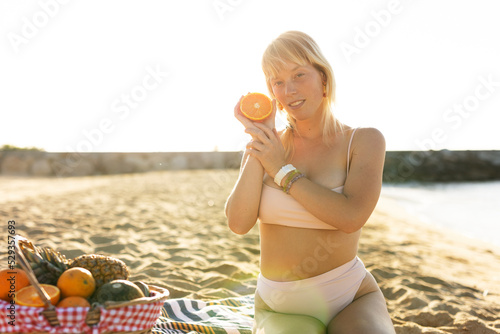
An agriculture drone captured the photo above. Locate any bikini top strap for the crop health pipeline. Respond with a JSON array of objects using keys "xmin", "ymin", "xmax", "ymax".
[{"xmin": 346, "ymin": 128, "xmax": 358, "ymax": 176}]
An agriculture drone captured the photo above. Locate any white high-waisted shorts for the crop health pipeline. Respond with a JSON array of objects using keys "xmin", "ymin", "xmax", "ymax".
[{"xmin": 256, "ymin": 256, "xmax": 367, "ymax": 325}]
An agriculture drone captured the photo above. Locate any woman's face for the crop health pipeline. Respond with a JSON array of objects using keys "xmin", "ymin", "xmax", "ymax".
[{"xmin": 270, "ymin": 62, "xmax": 325, "ymax": 121}]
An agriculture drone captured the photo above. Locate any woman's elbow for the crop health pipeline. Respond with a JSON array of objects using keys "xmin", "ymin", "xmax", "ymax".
[
  {"xmin": 342, "ymin": 222, "xmax": 364, "ymax": 234},
  {"xmin": 328, "ymin": 212, "xmax": 366, "ymax": 234},
  {"xmin": 227, "ymin": 216, "xmax": 254, "ymax": 235},
  {"xmin": 342, "ymin": 213, "xmax": 370, "ymax": 234},
  {"xmin": 225, "ymin": 198, "xmax": 258, "ymax": 235},
  {"xmin": 229, "ymin": 224, "xmax": 251, "ymax": 235},
  {"xmin": 225, "ymin": 207, "xmax": 256, "ymax": 235}
]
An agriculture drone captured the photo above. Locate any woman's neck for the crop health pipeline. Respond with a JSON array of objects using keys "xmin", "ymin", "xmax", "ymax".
[{"xmin": 293, "ymin": 115, "xmax": 324, "ymax": 142}]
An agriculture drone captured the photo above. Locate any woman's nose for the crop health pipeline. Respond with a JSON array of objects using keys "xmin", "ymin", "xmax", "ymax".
[{"xmin": 285, "ymin": 81, "xmax": 297, "ymax": 96}]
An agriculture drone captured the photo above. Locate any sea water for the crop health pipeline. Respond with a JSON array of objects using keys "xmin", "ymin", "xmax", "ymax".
[{"xmin": 381, "ymin": 181, "xmax": 500, "ymax": 247}]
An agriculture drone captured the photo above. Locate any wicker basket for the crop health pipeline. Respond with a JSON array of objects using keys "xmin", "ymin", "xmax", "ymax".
[{"xmin": 0, "ymin": 235, "xmax": 169, "ymax": 334}]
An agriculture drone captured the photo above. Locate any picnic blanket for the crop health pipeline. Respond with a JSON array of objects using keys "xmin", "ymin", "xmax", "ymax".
[{"xmin": 153, "ymin": 295, "xmax": 254, "ymax": 334}]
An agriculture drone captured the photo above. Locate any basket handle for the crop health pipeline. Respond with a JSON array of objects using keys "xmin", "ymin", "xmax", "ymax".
[{"xmin": 14, "ymin": 235, "xmax": 58, "ymax": 313}]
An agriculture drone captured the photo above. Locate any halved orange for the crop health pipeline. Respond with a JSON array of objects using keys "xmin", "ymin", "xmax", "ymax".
[
  {"xmin": 0, "ymin": 268, "xmax": 31, "ymax": 302},
  {"xmin": 15, "ymin": 284, "xmax": 60, "ymax": 307},
  {"xmin": 240, "ymin": 93, "xmax": 273, "ymax": 122}
]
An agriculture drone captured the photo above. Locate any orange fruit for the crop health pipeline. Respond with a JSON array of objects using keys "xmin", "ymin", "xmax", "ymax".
[
  {"xmin": 240, "ymin": 93, "xmax": 273, "ymax": 121},
  {"xmin": 57, "ymin": 296, "xmax": 91, "ymax": 308},
  {"xmin": 15, "ymin": 284, "xmax": 60, "ymax": 307},
  {"xmin": 0, "ymin": 268, "xmax": 31, "ymax": 302},
  {"xmin": 57, "ymin": 267, "xmax": 96, "ymax": 299}
]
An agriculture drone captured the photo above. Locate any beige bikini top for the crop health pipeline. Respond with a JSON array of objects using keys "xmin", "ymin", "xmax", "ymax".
[{"xmin": 258, "ymin": 128, "xmax": 358, "ymax": 230}]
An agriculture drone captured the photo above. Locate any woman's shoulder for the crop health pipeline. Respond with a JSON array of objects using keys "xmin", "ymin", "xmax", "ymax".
[
  {"xmin": 350, "ymin": 127, "xmax": 386, "ymax": 154},
  {"xmin": 352, "ymin": 127, "xmax": 385, "ymax": 142}
]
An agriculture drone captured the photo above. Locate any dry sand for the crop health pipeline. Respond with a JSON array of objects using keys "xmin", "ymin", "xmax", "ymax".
[{"xmin": 1, "ymin": 170, "xmax": 499, "ymax": 333}]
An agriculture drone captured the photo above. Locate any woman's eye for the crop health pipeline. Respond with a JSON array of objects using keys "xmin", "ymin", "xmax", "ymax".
[
  {"xmin": 296, "ymin": 73, "xmax": 305, "ymax": 79},
  {"xmin": 273, "ymin": 81, "xmax": 283, "ymax": 86}
]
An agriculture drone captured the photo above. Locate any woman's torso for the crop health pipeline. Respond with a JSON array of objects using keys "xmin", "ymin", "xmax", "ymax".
[{"xmin": 258, "ymin": 127, "xmax": 361, "ymax": 281}]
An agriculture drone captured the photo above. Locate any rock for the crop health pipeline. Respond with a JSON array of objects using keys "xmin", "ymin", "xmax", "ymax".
[
  {"xmin": 100, "ymin": 153, "xmax": 131, "ymax": 174},
  {"xmin": 169, "ymin": 155, "xmax": 188, "ymax": 170},
  {"xmin": 124, "ymin": 154, "xmax": 150, "ymax": 173},
  {"xmin": 383, "ymin": 151, "xmax": 500, "ymax": 182},
  {"xmin": 1, "ymin": 155, "xmax": 32, "ymax": 176},
  {"xmin": 66, "ymin": 159, "xmax": 95, "ymax": 176},
  {"xmin": 147, "ymin": 153, "xmax": 170, "ymax": 171},
  {"xmin": 31, "ymin": 159, "xmax": 53, "ymax": 177},
  {"xmin": 49, "ymin": 153, "xmax": 95, "ymax": 177}
]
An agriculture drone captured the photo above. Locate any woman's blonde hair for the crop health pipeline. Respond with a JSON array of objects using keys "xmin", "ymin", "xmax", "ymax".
[{"xmin": 262, "ymin": 31, "xmax": 342, "ymax": 160}]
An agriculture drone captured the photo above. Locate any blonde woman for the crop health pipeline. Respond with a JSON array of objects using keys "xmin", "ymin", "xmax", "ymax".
[{"xmin": 225, "ymin": 31, "xmax": 395, "ymax": 333}]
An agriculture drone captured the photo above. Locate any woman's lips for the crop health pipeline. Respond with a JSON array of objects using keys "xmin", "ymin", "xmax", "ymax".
[{"xmin": 288, "ymin": 100, "xmax": 305, "ymax": 109}]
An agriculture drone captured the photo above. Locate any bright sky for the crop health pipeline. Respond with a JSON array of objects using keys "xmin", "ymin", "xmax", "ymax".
[{"xmin": 1, "ymin": 0, "xmax": 499, "ymax": 152}]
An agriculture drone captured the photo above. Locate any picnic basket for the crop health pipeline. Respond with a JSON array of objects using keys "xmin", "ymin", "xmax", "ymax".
[{"xmin": 0, "ymin": 235, "xmax": 169, "ymax": 334}]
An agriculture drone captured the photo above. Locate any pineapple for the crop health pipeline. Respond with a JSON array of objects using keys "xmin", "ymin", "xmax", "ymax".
[
  {"xmin": 70, "ymin": 254, "xmax": 130, "ymax": 288},
  {"xmin": 17, "ymin": 236, "xmax": 70, "ymax": 285}
]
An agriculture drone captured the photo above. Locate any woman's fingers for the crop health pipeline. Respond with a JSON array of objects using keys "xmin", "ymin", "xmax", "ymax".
[
  {"xmin": 234, "ymin": 95, "xmax": 256, "ymax": 129},
  {"xmin": 246, "ymin": 139, "xmax": 264, "ymax": 152},
  {"xmin": 253, "ymin": 122, "xmax": 278, "ymax": 142},
  {"xmin": 245, "ymin": 126, "xmax": 271, "ymax": 144},
  {"xmin": 233, "ymin": 95, "xmax": 243, "ymax": 116}
]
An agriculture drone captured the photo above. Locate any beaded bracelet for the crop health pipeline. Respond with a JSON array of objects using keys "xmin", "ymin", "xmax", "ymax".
[
  {"xmin": 281, "ymin": 170, "xmax": 300, "ymax": 192},
  {"xmin": 285, "ymin": 173, "xmax": 305, "ymax": 194}
]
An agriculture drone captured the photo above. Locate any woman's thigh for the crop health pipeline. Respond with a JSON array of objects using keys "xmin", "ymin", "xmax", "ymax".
[
  {"xmin": 327, "ymin": 273, "xmax": 395, "ymax": 334},
  {"xmin": 253, "ymin": 291, "xmax": 326, "ymax": 334}
]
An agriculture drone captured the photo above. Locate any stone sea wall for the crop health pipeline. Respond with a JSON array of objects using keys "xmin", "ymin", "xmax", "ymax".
[
  {"xmin": 1, "ymin": 150, "xmax": 499, "ymax": 182},
  {"xmin": 0, "ymin": 151, "xmax": 242, "ymax": 178},
  {"xmin": 383, "ymin": 150, "xmax": 500, "ymax": 182}
]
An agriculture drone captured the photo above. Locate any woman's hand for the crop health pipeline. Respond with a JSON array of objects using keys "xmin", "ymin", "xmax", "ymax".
[
  {"xmin": 245, "ymin": 122, "xmax": 287, "ymax": 179},
  {"xmin": 234, "ymin": 95, "xmax": 284, "ymax": 177}
]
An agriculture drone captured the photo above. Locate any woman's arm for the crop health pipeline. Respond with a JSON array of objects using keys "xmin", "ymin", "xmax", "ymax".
[
  {"xmin": 225, "ymin": 149, "xmax": 265, "ymax": 235},
  {"xmin": 225, "ymin": 97, "xmax": 279, "ymax": 235},
  {"xmin": 287, "ymin": 127, "xmax": 386, "ymax": 233}
]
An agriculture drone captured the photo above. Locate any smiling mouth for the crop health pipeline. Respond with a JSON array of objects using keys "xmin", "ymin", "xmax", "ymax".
[{"xmin": 289, "ymin": 100, "xmax": 305, "ymax": 107}]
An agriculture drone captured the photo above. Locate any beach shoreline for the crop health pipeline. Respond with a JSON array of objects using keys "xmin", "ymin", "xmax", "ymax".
[{"xmin": 1, "ymin": 170, "xmax": 499, "ymax": 333}]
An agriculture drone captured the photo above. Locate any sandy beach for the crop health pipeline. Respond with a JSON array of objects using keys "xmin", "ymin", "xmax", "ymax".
[{"xmin": 1, "ymin": 170, "xmax": 499, "ymax": 333}]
